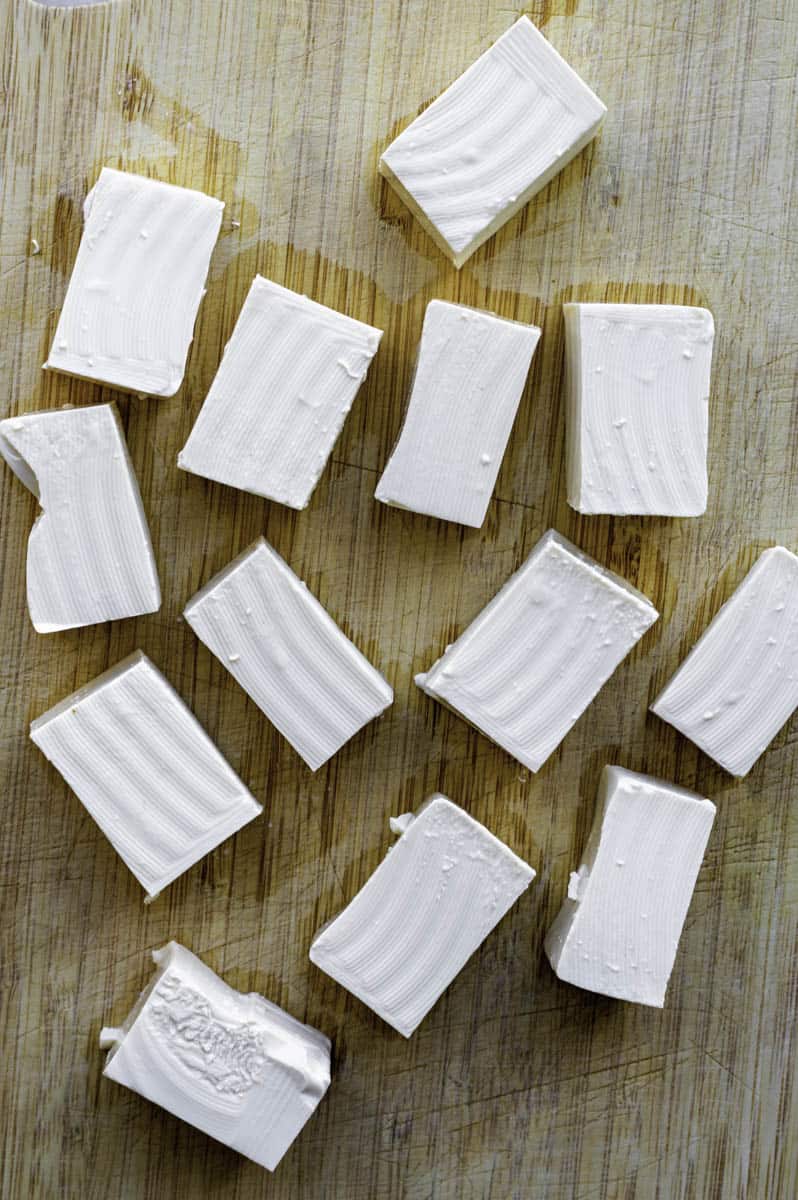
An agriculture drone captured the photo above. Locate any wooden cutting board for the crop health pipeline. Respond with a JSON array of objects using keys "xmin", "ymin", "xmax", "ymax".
[{"xmin": 2, "ymin": 1, "xmax": 797, "ymax": 1197}]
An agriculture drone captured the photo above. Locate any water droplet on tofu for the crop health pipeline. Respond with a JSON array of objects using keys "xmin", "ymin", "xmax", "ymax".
[{"xmin": 337, "ymin": 358, "xmax": 363, "ymax": 380}]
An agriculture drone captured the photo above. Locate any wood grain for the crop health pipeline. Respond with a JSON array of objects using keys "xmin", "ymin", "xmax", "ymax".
[{"xmin": 1, "ymin": 1, "xmax": 797, "ymax": 1197}]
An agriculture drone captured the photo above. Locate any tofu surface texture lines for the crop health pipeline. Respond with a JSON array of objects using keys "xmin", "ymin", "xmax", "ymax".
[
  {"xmin": 179, "ymin": 276, "xmax": 383, "ymax": 509},
  {"xmin": 416, "ymin": 530, "xmax": 658, "ymax": 771},
  {"xmin": 100, "ymin": 942, "xmax": 331, "ymax": 1171},
  {"xmin": 374, "ymin": 301, "xmax": 540, "ymax": 527},
  {"xmin": 545, "ymin": 766, "xmax": 716, "ymax": 1006},
  {"xmin": 564, "ymin": 303, "xmax": 715, "ymax": 515},
  {"xmin": 309, "ymin": 795, "xmax": 535, "ymax": 1036},
  {"xmin": 45, "ymin": 167, "xmax": 224, "ymax": 396},
  {"xmin": 379, "ymin": 17, "xmax": 606, "ymax": 267},
  {"xmin": 0, "ymin": 404, "xmax": 160, "ymax": 632},
  {"xmin": 184, "ymin": 538, "xmax": 393, "ymax": 770},
  {"xmin": 652, "ymin": 546, "xmax": 798, "ymax": 775},
  {"xmin": 30, "ymin": 652, "xmax": 262, "ymax": 900}
]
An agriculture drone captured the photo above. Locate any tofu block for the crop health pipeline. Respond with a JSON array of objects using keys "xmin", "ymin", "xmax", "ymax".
[
  {"xmin": 184, "ymin": 538, "xmax": 393, "ymax": 770},
  {"xmin": 178, "ymin": 276, "xmax": 383, "ymax": 509},
  {"xmin": 310, "ymin": 795, "xmax": 534, "ymax": 1036},
  {"xmin": 545, "ymin": 766, "xmax": 716, "ymax": 1006},
  {"xmin": 31, "ymin": 653, "xmax": 261, "ymax": 900},
  {"xmin": 564, "ymin": 303, "xmax": 715, "ymax": 515},
  {"xmin": 100, "ymin": 942, "xmax": 331, "ymax": 1171},
  {"xmin": 45, "ymin": 167, "xmax": 224, "ymax": 396},
  {"xmin": 379, "ymin": 17, "xmax": 606, "ymax": 268},
  {"xmin": 416, "ymin": 529, "xmax": 658, "ymax": 771},
  {"xmin": 652, "ymin": 546, "xmax": 798, "ymax": 776},
  {"xmin": 0, "ymin": 404, "xmax": 160, "ymax": 632},
  {"xmin": 374, "ymin": 301, "xmax": 540, "ymax": 527}
]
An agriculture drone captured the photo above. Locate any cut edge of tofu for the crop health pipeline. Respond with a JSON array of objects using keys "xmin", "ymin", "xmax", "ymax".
[
  {"xmin": 99, "ymin": 941, "xmax": 178, "ymax": 1065},
  {"xmin": 563, "ymin": 303, "xmax": 585, "ymax": 511},
  {"xmin": 30, "ymin": 649, "xmax": 150, "ymax": 734}
]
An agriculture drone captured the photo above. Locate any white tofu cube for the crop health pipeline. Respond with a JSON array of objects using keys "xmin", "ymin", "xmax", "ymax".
[
  {"xmin": 545, "ymin": 766, "xmax": 716, "ymax": 1006},
  {"xmin": 45, "ymin": 168, "xmax": 224, "ymax": 396},
  {"xmin": 564, "ymin": 303, "xmax": 715, "ymax": 515},
  {"xmin": 379, "ymin": 17, "xmax": 606, "ymax": 268},
  {"xmin": 374, "ymin": 301, "xmax": 540, "ymax": 527},
  {"xmin": 652, "ymin": 546, "xmax": 798, "ymax": 776},
  {"xmin": 184, "ymin": 538, "xmax": 393, "ymax": 771},
  {"xmin": 0, "ymin": 404, "xmax": 160, "ymax": 632},
  {"xmin": 178, "ymin": 276, "xmax": 383, "ymax": 509},
  {"xmin": 100, "ymin": 942, "xmax": 331, "ymax": 1171},
  {"xmin": 416, "ymin": 530, "xmax": 658, "ymax": 772},
  {"xmin": 30, "ymin": 652, "xmax": 261, "ymax": 900},
  {"xmin": 310, "ymin": 795, "xmax": 534, "ymax": 1036}
]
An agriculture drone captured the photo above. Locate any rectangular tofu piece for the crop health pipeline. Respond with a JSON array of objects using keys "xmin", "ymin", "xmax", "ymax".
[
  {"xmin": 30, "ymin": 652, "xmax": 261, "ymax": 900},
  {"xmin": 45, "ymin": 167, "xmax": 224, "ymax": 396},
  {"xmin": 178, "ymin": 276, "xmax": 383, "ymax": 509},
  {"xmin": 374, "ymin": 301, "xmax": 540, "ymax": 527},
  {"xmin": 0, "ymin": 404, "xmax": 160, "ymax": 632},
  {"xmin": 564, "ymin": 303, "xmax": 715, "ymax": 515},
  {"xmin": 379, "ymin": 17, "xmax": 606, "ymax": 268},
  {"xmin": 310, "ymin": 795, "xmax": 534, "ymax": 1036},
  {"xmin": 416, "ymin": 530, "xmax": 658, "ymax": 771},
  {"xmin": 183, "ymin": 538, "xmax": 393, "ymax": 770},
  {"xmin": 99, "ymin": 942, "xmax": 331, "ymax": 1171},
  {"xmin": 652, "ymin": 546, "xmax": 798, "ymax": 775},
  {"xmin": 545, "ymin": 766, "xmax": 716, "ymax": 1006}
]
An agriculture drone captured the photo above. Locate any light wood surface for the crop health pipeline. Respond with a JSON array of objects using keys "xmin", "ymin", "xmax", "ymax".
[{"xmin": 2, "ymin": 1, "xmax": 797, "ymax": 1197}]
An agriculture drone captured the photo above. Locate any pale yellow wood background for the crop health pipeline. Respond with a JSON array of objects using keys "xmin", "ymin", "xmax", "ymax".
[{"xmin": 1, "ymin": 0, "xmax": 797, "ymax": 1196}]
